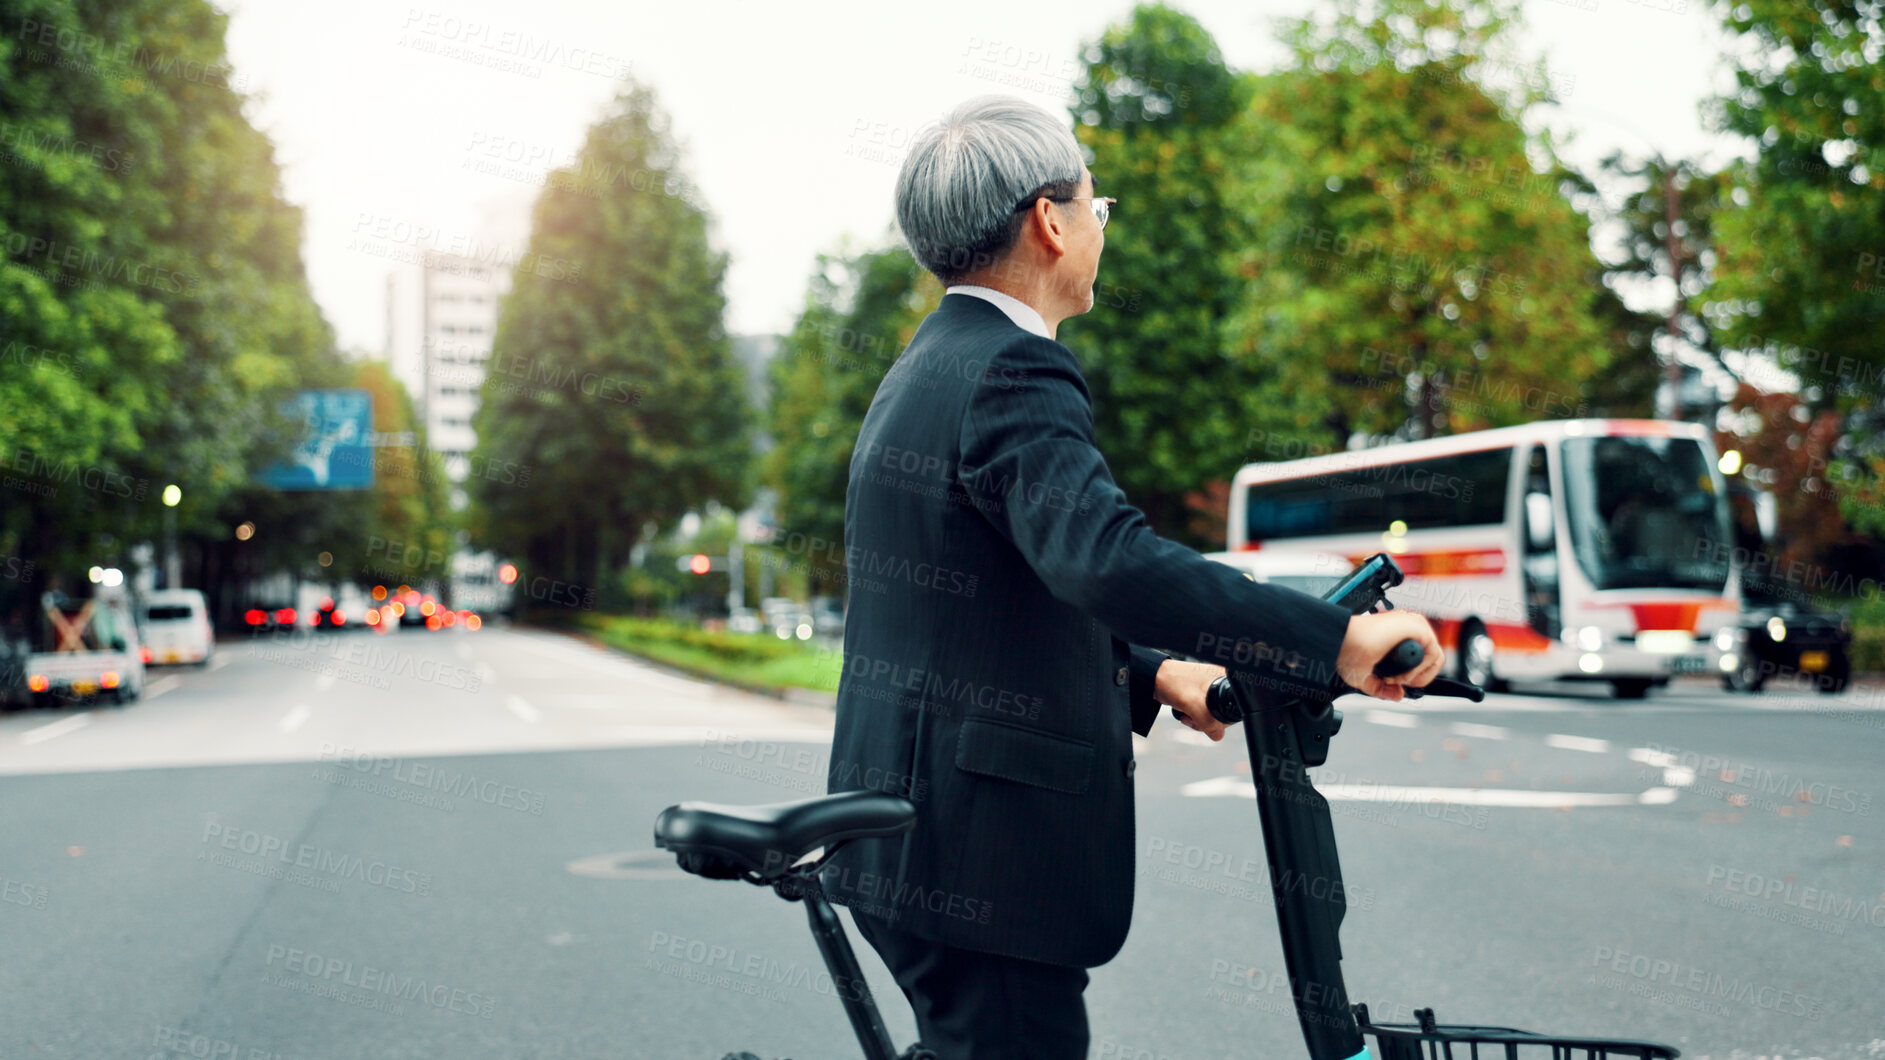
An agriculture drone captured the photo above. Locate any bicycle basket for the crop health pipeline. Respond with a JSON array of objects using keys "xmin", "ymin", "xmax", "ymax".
[{"xmin": 1356, "ymin": 1005, "xmax": 1680, "ymax": 1060}]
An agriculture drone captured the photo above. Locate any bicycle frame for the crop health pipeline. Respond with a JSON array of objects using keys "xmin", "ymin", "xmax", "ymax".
[{"xmin": 667, "ymin": 552, "xmax": 1677, "ymax": 1060}]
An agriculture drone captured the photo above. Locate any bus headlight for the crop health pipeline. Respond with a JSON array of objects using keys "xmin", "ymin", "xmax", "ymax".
[
  {"xmin": 1579, "ymin": 653, "xmax": 1605, "ymax": 673},
  {"xmin": 1576, "ymin": 626, "xmax": 1604, "ymax": 652}
]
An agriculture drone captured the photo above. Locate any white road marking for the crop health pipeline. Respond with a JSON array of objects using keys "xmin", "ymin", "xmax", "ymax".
[
  {"xmin": 279, "ymin": 705, "xmax": 311, "ymax": 734},
  {"xmin": 1545, "ymin": 734, "xmax": 1611, "ymax": 753},
  {"xmin": 1181, "ymin": 775, "xmax": 1678, "ymax": 808},
  {"xmin": 21, "ymin": 714, "xmax": 91, "ymax": 746},
  {"xmin": 145, "ymin": 675, "xmax": 183, "ymax": 699},
  {"xmin": 505, "ymin": 695, "xmax": 541, "ymax": 724},
  {"xmin": 209, "ymin": 654, "xmax": 231, "ymax": 671},
  {"xmin": 1365, "ymin": 710, "xmax": 1420, "ymax": 728},
  {"xmin": 1449, "ymin": 722, "xmax": 1509, "ymax": 740},
  {"xmin": 455, "ymin": 643, "xmax": 473, "ymax": 661},
  {"xmin": 314, "ymin": 673, "xmax": 336, "ymax": 692},
  {"xmin": 1627, "ymin": 748, "xmax": 1695, "ymax": 787}
]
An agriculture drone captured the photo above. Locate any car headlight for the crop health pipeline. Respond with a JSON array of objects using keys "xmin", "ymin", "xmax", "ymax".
[
  {"xmin": 1713, "ymin": 626, "xmax": 1740, "ymax": 651},
  {"xmin": 1766, "ymin": 616, "xmax": 1787, "ymax": 643}
]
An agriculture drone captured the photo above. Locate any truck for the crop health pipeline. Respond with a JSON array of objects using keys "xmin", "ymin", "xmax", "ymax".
[{"xmin": 23, "ymin": 588, "xmax": 147, "ymax": 707}]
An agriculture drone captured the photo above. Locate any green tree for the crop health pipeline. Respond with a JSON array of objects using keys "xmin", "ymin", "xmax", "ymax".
[
  {"xmin": 0, "ymin": 0, "xmax": 346, "ymax": 599},
  {"xmin": 761, "ymin": 245, "xmax": 937, "ymax": 591},
  {"xmin": 1701, "ymin": 0, "xmax": 1885, "ymax": 536},
  {"xmin": 1227, "ymin": 0, "xmax": 1610, "ymax": 448},
  {"xmin": 1704, "ymin": 0, "xmax": 1885, "ymax": 392},
  {"xmin": 1558, "ymin": 155, "xmax": 1732, "ymax": 417},
  {"xmin": 1057, "ymin": 4, "xmax": 1310, "ymax": 549},
  {"xmin": 470, "ymin": 84, "xmax": 751, "ymax": 612}
]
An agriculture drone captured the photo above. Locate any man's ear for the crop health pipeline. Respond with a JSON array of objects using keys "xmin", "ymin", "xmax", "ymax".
[{"xmin": 1028, "ymin": 198, "xmax": 1068, "ymax": 259}]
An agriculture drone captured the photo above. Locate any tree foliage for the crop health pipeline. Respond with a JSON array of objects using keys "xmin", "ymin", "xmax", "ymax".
[
  {"xmin": 1702, "ymin": 0, "xmax": 1885, "ymax": 542},
  {"xmin": 762, "ymin": 246, "xmax": 938, "ymax": 590},
  {"xmin": 0, "ymin": 0, "xmax": 395, "ymax": 619},
  {"xmin": 1227, "ymin": 0, "xmax": 1609, "ymax": 450},
  {"xmin": 1058, "ymin": 4, "xmax": 1297, "ymax": 550},
  {"xmin": 1704, "ymin": 0, "xmax": 1885, "ymax": 391},
  {"xmin": 469, "ymin": 84, "xmax": 751, "ymax": 610}
]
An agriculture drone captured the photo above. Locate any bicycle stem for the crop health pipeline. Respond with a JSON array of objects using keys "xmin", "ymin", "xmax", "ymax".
[{"xmin": 1208, "ymin": 552, "xmax": 1455, "ymax": 1060}]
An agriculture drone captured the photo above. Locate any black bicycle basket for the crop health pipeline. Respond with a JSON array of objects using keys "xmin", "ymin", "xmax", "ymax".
[{"xmin": 1356, "ymin": 1005, "xmax": 1680, "ymax": 1060}]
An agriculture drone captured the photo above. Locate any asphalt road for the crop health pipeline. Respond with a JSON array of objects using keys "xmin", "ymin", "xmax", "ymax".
[{"xmin": 2, "ymin": 624, "xmax": 1880, "ymax": 1060}]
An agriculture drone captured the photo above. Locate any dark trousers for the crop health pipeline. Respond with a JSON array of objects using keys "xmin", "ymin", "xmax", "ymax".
[{"xmin": 851, "ymin": 912, "xmax": 1091, "ymax": 1060}]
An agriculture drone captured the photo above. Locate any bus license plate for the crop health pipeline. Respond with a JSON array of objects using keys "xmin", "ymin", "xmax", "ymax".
[
  {"xmin": 1670, "ymin": 655, "xmax": 1707, "ymax": 674},
  {"xmin": 1799, "ymin": 651, "xmax": 1829, "ymax": 673}
]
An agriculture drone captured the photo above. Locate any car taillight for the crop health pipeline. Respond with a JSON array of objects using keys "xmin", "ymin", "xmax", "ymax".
[
  {"xmin": 310, "ymin": 612, "xmax": 322, "ymax": 626},
  {"xmin": 246, "ymin": 609, "xmax": 266, "ymax": 626},
  {"xmin": 101, "ymin": 671, "xmax": 120, "ymax": 689},
  {"xmin": 466, "ymin": 614, "xmax": 482, "ymax": 631},
  {"xmin": 140, "ymin": 647, "xmax": 153, "ymax": 663},
  {"xmin": 276, "ymin": 608, "xmax": 296, "ymax": 625},
  {"xmin": 365, "ymin": 609, "xmax": 381, "ymax": 626},
  {"xmin": 420, "ymin": 600, "xmax": 437, "ymax": 617},
  {"xmin": 27, "ymin": 674, "xmax": 49, "ymax": 692},
  {"xmin": 332, "ymin": 610, "xmax": 345, "ymax": 626},
  {"xmin": 425, "ymin": 614, "xmax": 441, "ymax": 631}
]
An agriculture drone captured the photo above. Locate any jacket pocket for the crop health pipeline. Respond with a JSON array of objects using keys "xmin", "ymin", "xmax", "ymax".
[{"xmin": 953, "ymin": 716, "xmax": 1094, "ymax": 795}]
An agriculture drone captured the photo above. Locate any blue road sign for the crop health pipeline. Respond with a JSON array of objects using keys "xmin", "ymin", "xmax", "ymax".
[{"xmin": 260, "ymin": 389, "xmax": 375, "ymax": 490}]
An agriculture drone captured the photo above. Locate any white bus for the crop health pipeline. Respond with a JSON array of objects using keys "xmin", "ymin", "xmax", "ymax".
[{"xmin": 1224, "ymin": 419, "xmax": 1740, "ymax": 698}]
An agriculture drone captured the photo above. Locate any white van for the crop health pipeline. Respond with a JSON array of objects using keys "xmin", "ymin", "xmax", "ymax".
[{"xmin": 141, "ymin": 589, "xmax": 215, "ymax": 665}]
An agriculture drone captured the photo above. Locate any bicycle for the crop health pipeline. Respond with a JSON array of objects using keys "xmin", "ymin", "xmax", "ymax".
[{"xmin": 653, "ymin": 553, "xmax": 1681, "ymax": 1060}]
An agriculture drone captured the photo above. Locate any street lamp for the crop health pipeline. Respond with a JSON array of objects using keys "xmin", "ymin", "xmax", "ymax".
[{"xmin": 162, "ymin": 484, "xmax": 182, "ymax": 588}]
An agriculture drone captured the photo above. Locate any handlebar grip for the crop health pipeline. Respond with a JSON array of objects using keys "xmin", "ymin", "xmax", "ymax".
[
  {"xmin": 1372, "ymin": 637, "xmax": 1426, "ymax": 679},
  {"xmin": 1170, "ymin": 676, "xmax": 1247, "ymax": 730}
]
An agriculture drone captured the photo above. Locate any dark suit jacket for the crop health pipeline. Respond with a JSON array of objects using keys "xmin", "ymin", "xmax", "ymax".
[{"xmin": 821, "ymin": 292, "xmax": 1352, "ymax": 968}]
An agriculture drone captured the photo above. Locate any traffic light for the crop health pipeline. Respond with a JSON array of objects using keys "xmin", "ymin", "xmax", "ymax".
[{"xmin": 676, "ymin": 554, "xmax": 720, "ymax": 574}]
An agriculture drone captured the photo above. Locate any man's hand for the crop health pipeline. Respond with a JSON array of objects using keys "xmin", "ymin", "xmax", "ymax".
[
  {"xmin": 1155, "ymin": 659, "xmax": 1229, "ymax": 741},
  {"xmin": 1337, "ymin": 611, "xmax": 1445, "ymax": 701}
]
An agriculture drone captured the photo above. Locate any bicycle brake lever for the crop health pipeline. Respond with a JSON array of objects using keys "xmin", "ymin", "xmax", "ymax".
[
  {"xmin": 1401, "ymin": 676, "xmax": 1485, "ymax": 702},
  {"xmin": 1327, "ymin": 675, "xmax": 1486, "ymax": 703}
]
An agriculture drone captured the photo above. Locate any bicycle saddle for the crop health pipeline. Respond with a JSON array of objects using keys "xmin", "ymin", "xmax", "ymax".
[{"xmin": 654, "ymin": 790, "xmax": 916, "ymax": 881}]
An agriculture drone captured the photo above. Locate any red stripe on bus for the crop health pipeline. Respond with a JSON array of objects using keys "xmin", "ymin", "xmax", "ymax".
[{"xmin": 1589, "ymin": 599, "xmax": 1735, "ymax": 634}]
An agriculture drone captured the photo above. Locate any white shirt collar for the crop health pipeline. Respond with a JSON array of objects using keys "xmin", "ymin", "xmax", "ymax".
[{"xmin": 945, "ymin": 285, "xmax": 1051, "ymax": 339}]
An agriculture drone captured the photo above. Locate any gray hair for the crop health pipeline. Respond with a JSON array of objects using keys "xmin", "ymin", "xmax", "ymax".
[{"xmin": 894, "ymin": 95, "xmax": 1085, "ymax": 285}]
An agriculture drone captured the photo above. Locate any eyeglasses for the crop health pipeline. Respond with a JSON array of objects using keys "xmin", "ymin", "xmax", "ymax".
[{"xmin": 1013, "ymin": 194, "xmax": 1115, "ymax": 230}]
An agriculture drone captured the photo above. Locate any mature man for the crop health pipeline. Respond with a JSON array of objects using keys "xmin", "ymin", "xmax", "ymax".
[{"xmin": 821, "ymin": 95, "xmax": 1443, "ymax": 1059}]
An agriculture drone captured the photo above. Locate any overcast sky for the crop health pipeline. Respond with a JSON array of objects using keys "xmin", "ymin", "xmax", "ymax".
[{"xmin": 218, "ymin": 0, "xmax": 1745, "ymax": 351}]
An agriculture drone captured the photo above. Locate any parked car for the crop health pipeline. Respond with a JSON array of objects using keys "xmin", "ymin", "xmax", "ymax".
[
  {"xmin": 1718, "ymin": 593, "xmax": 1852, "ymax": 695},
  {"xmin": 243, "ymin": 603, "xmax": 299, "ymax": 634},
  {"xmin": 24, "ymin": 589, "xmax": 146, "ymax": 707},
  {"xmin": 141, "ymin": 589, "xmax": 215, "ymax": 665}
]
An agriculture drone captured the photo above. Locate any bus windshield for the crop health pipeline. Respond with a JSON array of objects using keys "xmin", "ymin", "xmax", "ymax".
[{"xmin": 1561, "ymin": 436, "xmax": 1730, "ymax": 592}]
